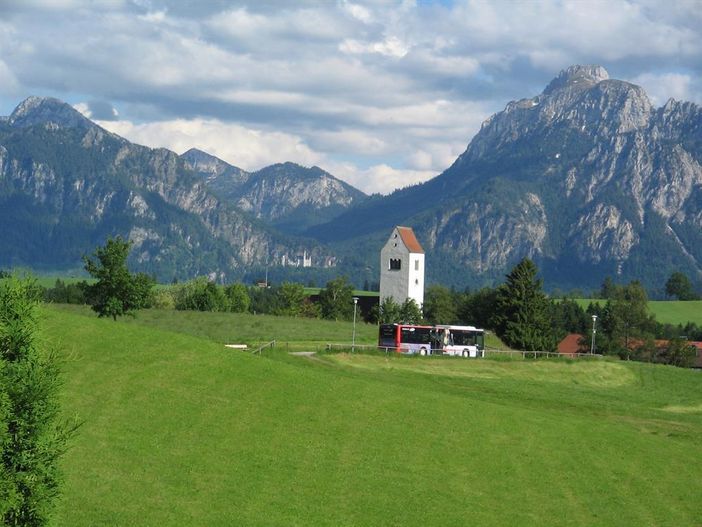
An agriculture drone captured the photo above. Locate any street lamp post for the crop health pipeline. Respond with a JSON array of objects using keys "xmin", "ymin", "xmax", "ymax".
[
  {"xmin": 591, "ymin": 314, "xmax": 598, "ymax": 355},
  {"xmin": 352, "ymin": 297, "xmax": 359, "ymax": 353}
]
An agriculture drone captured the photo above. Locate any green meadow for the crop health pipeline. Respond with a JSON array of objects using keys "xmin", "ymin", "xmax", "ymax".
[
  {"xmin": 575, "ymin": 299, "xmax": 702, "ymax": 326},
  {"xmin": 43, "ymin": 305, "xmax": 702, "ymax": 526}
]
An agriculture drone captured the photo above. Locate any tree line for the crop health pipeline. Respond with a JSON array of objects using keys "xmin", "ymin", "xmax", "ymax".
[{"xmin": 31, "ymin": 239, "xmax": 702, "ymax": 367}]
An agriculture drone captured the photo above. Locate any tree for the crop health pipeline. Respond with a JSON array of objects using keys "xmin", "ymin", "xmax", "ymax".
[
  {"xmin": 493, "ymin": 258, "xmax": 555, "ymax": 352},
  {"xmin": 423, "ymin": 285, "xmax": 457, "ymax": 324},
  {"xmin": 660, "ymin": 338, "xmax": 696, "ymax": 368},
  {"xmin": 549, "ymin": 298, "xmax": 589, "ymax": 339},
  {"xmin": 600, "ymin": 276, "xmax": 616, "ymax": 299},
  {"xmin": 600, "ymin": 281, "xmax": 654, "ymax": 358},
  {"xmin": 399, "ymin": 298, "xmax": 423, "ymax": 324},
  {"xmin": 83, "ymin": 237, "xmax": 153, "ymax": 320},
  {"xmin": 378, "ymin": 297, "xmax": 401, "ymax": 324},
  {"xmin": 319, "ymin": 276, "xmax": 354, "ymax": 321},
  {"xmin": 0, "ymin": 276, "xmax": 76, "ymax": 525},
  {"xmin": 174, "ymin": 277, "xmax": 227, "ymax": 312},
  {"xmin": 458, "ymin": 287, "xmax": 499, "ymax": 329},
  {"xmin": 275, "ymin": 282, "xmax": 306, "ymax": 317},
  {"xmin": 224, "ymin": 283, "xmax": 250, "ymax": 313},
  {"xmin": 665, "ymin": 272, "xmax": 698, "ymax": 300}
]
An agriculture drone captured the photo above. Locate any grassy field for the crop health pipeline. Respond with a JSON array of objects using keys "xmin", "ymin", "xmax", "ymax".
[
  {"xmin": 575, "ymin": 299, "xmax": 702, "ymax": 326},
  {"xmin": 42, "ymin": 305, "xmax": 702, "ymax": 526}
]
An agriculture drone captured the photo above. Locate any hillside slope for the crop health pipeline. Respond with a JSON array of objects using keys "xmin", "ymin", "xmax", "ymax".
[
  {"xmin": 182, "ymin": 149, "xmax": 367, "ymax": 235},
  {"xmin": 45, "ymin": 305, "xmax": 702, "ymax": 526}
]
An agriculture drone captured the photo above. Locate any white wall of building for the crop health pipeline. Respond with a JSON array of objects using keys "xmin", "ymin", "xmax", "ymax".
[{"xmin": 379, "ymin": 227, "xmax": 424, "ymax": 308}]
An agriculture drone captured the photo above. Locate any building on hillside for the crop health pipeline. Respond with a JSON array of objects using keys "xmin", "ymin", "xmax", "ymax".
[
  {"xmin": 379, "ymin": 226, "xmax": 425, "ymax": 308},
  {"xmin": 557, "ymin": 333, "xmax": 587, "ymax": 357}
]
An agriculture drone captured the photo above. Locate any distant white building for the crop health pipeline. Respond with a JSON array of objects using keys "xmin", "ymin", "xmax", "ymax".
[{"xmin": 379, "ymin": 226, "xmax": 425, "ymax": 308}]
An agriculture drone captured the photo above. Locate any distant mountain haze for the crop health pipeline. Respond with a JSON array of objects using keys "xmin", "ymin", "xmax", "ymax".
[{"xmin": 2, "ymin": 65, "xmax": 701, "ymax": 292}]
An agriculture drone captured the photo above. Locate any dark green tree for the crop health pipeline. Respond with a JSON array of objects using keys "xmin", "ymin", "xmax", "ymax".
[
  {"xmin": 493, "ymin": 258, "xmax": 555, "ymax": 352},
  {"xmin": 399, "ymin": 298, "xmax": 423, "ymax": 324},
  {"xmin": 600, "ymin": 276, "xmax": 616, "ymax": 299},
  {"xmin": 378, "ymin": 297, "xmax": 401, "ymax": 324},
  {"xmin": 458, "ymin": 287, "xmax": 499, "ymax": 329},
  {"xmin": 423, "ymin": 285, "xmax": 457, "ymax": 324},
  {"xmin": 665, "ymin": 272, "xmax": 698, "ymax": 300},
  {"xmin": 319, "ymin": 276, "xmax": 354, "ymax": 321},
  {"xmin": 599, "ymin": 281, "xmax": 654, "ymax": 358},
  {"xmin": 549, "ymin": 298, "xmax": 589, "ymax": 340},
  {"xmin": 0, "ymin": 276, "xmax": 76, "ymax": 525},
  {"xmin": 83, "ymin": 237, "xmax": 153, "ymax": 320}
]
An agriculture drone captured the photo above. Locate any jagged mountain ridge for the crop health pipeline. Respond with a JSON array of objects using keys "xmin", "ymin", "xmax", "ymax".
[
  {"xmin": 310, "ymin": 65, "xmax": 702, "ymax": 290},
  {"xmin": 3, "ymin": 64, "xmax": 702, "ymax": 292},
  {"xmin": 182, "ymin": 149, "xmax": 367, "ymax": 234},
  {"xmin": 0, "ymin": 97, "xmax": 338, "ymax": 280}
]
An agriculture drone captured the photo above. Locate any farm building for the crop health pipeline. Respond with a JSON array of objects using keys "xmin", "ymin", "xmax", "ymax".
[{"xmin": 379, "ymin": 226, "xmax": 425, "ymax": 308}]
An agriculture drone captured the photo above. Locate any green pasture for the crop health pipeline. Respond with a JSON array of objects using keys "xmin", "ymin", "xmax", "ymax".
[
  {"xmin": 575, "ymin": 299, "xmax": 702, "ymax": 326},
  {"xmin": 40, "ymin": 304, "xmax": 702, "ymax": 526}
]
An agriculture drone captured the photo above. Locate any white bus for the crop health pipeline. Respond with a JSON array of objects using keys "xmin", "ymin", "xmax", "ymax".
[{"xmin": 434, "ymin": 325, "xmax": 485, "ymax": 358}]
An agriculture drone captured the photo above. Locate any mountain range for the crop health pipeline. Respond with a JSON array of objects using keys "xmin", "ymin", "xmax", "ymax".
[{"xmin": 1, "ymin": 65, "xmax": 701, "ymax": 293}]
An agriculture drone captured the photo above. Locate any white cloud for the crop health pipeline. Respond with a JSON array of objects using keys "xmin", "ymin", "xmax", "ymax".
[
  {"xmin": 342, "ymin": 1, "xmax": 372, "ymax": 24},
  {"xmin": 631, "ymin": 72, "xmax": 701, "ymax": 106},
  {"xmin": 329, "ymin": 163, "xmax": 436, "ymax": 195},
  {"xmin": 2, "ymin": 0, "xmax": 702, "ymax": 194},
  {"xmin": 97, "ymin": 118, "xmax": 322, "ymax": 171}
]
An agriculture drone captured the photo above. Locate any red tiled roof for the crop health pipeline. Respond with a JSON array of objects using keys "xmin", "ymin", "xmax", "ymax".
[
  {"xmin": 397, "ymin": 226, "xmax": 424, "ymax": 254},
  {"xmin": 557, "ymin": 333, "xmax": 586, "ymax": 356}
]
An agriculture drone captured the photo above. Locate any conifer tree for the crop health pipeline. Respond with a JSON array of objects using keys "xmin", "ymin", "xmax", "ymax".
[
  {"xmin": 493, "ymin": 258, "xmax": 555, "ymax": 352},
  {"xmin": 0, "ymin": 276, "xmax": 76, "ymax": 526}
]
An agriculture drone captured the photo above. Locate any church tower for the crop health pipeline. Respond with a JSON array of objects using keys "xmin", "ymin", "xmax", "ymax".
[{"xmin": 379, "ymin": 226, "xmax": 425, "ymax": 308}]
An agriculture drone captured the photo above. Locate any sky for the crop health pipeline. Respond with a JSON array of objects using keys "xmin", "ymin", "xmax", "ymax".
[{"xmin": 0, "ymin": 0, "xmax": 701, "ymax": 195}]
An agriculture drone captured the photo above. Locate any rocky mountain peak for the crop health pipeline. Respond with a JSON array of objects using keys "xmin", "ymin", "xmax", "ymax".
[
  {"xmin": 543, "ymin": 65, "xmax": 609, "ymax": 95},
  {"xmin": 8, "ymin": 96, "xmax": 94, "ymax": 130}
]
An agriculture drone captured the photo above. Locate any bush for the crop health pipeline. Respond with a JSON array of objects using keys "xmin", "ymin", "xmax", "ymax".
[
  {"xmin": 151, "ymin": 288, "xmax": 176, "ymax": 310},
  {"xmin": 174, "ymin": 277, "xmax": 228, "ymax": 312}
]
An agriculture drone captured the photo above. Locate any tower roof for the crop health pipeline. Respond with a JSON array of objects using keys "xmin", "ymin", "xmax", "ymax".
[{"xmin": 396, "ymin": 226, "xmax": 424, "ymax": 254}]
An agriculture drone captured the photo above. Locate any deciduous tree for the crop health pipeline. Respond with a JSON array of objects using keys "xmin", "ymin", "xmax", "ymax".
[
  {"xmin": 83, "ymin": 237, "xmax": 153, "ymax": 320},
  {"xmin": 423, "ymin": 285, "xmax": 457, "ymax": 324},
  {"xmin": 665, "ymin": 272, "xmax": 698, "ymax": 301},
  {"xmin": 319, "ymin": 276, "xmax": 354, "ymax": 321}
]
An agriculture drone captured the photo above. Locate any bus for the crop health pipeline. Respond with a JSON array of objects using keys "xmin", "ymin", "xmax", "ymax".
[
  {"xmin": 434, "ymin": 325, "xmax": 485, "ymax": 358},
  {"xmin": 378, "ymin": 323, "xmax": 485, "ymax": 358},
  {"xmin": 378, "ymin": 323, "xmax": 434, "ymax": 355}
]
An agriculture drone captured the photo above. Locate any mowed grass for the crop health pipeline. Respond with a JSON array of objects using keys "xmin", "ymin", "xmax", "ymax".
[
  {"xmin": 42, "ymin": 305, "xmax": 702, "ymax": 526},
  {"xmin": 53, "ymin": 304, "xmax": 380, "ymax": 351}
]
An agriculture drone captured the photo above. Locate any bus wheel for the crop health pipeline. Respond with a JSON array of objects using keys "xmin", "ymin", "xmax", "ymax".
[
  {"xmin": 462, "ymin": 350, "xmax": 469, "ymax": 358},
  {"xmin": 420, "ymin": 348, "xmax": 427, "ymax": 356}
]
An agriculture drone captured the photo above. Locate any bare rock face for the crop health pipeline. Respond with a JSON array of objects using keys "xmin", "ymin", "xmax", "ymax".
[
  {"xmin": 0, "ymin": 97, "xmax": 336, "ymax": 280},
  {"xmin": 314, "ymin": 64, "xmax": 702, "ymax": 289},
  {"xmin": 420, "ymin": 64, "xmax": 702, "ymax": 287}
]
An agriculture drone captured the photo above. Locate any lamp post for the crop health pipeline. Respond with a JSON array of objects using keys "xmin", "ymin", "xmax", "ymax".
[
  {"xmin": 591, "ymin": 314, "xmax": 598, "ymax": 355},
  {"xmin": 352, "ymin": 297, "xmax": 359, "ymax": 353}
]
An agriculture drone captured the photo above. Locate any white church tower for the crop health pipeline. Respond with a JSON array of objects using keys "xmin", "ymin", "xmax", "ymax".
[{"xmin": 379, "ymin": 226, "xmax": 425, "ymax": 308}]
